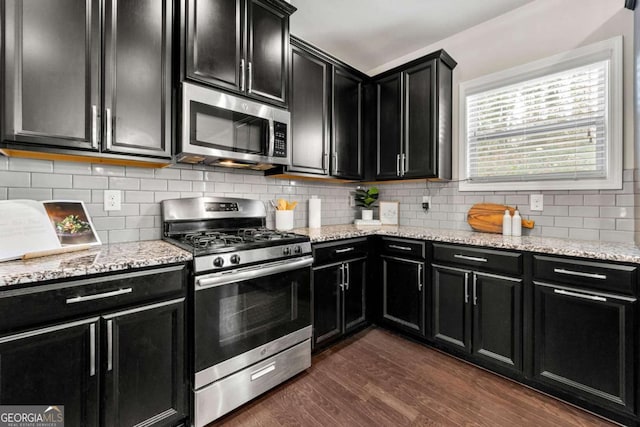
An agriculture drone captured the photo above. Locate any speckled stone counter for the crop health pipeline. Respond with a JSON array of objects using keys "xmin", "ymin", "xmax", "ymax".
[
  {"xmin": 0, "ymin": 241, "xmax": 192, "ymax": 288},
  {"xmin": 294, "ymin": 224, "xmax": 640, "ymax": 264}
]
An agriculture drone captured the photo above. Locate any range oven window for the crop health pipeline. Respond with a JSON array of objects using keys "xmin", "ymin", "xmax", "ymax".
[
  {"xmin": 194, "ymin": 264, "xmax": 310, "ymax": 373},
  {"xmin": 190, "ymin": 101, "xmax": 268, "ymax": 154}
]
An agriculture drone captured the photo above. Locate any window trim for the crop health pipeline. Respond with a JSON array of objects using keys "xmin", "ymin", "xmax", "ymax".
[{"xmin": 458, "ymin": 36, "xmax": 623, "ymax": 192}]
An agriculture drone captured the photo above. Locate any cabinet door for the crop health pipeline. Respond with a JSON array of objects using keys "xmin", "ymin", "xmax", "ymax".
[
  {"xmin": 332, "ymin": 67, "xmax": 363, "ymax": 179},
  {"xmin": 472, "ymin": 273, "xmax": 522, "ymax": 373},
  {"xmin": 313, "ymin": 264, "xmax": 343, "ymax": 347},
  {"xmin": 403, "ymin": 59, "xmax": 436, "ymax": 178},
  {"xmin": 382, "ymin": 257, "xmax": 424, "ymax": 334},
  {"xmin": 533, "ymin": 283, "xmax": 635, "ymax": 413},
  {"xmin": 186, "ymin": 0, "xmax": 243, "ymax": 92},
  {"xmin": 3, "ymin": 0, "xmax": 101, "ymax": 150},
  {"xmin": 0, "ymin": 318, "xmax": 99, "ymax": 427},
  {"xmin": 432, "ymin": 265, "xmax": 471, "ymax": 352},
  {"xmin": 344, "ymin": 259, "xmax": 366, "ymax": 332},
  {"xmin": 289, "ymin": 45, "xmax": 330, "ymax": 174},
  {"xmin": 247, "ymin": 0, "xmax": 288, "ymax": 105},
  {"xmin": 103, "ymin": 299, "xmax": 186, "ymax": 427},
  {"xmin": 376, "ymin": 73, "xmax": 402, "ymax": 180},
  {"xmin": 103, "ymin": 0, "xmax": 172, "ymax": 158}
]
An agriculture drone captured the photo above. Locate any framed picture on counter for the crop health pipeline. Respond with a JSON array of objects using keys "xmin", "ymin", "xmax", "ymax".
[{"xmin": 379, "ymin": 201, "xmax": 399, "ymax": 225}]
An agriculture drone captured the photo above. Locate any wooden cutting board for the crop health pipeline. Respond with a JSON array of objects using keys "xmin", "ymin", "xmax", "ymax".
[{"xmin": 467, "ymin": 203, "xmax": 535, "ymax": 234}]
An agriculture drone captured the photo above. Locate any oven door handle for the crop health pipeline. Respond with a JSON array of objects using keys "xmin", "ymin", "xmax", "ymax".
[{"xmin": 196, "ymin": 256, "xmax": 314, "ymax": 290}]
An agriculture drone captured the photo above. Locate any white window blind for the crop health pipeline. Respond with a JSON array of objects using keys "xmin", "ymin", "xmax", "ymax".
[{"xmin": 466, "ymin": 61, "xmax": 608, "ymax": 182}]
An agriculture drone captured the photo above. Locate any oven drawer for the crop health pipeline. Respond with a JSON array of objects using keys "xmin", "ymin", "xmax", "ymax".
[
  {"xmin": 313, "ymin": 238, "xmax": 368, "ymax": 265},
  {"xmin": 194, "ymin": 339, "xmax": 311, "ymax": 427}
]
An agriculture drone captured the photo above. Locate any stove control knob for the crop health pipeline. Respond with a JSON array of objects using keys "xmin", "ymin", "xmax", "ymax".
[
  {"xmin": 294, "ymin": 245, "xmax": 302, "ymax": 254},
  {"xmin": 282, "ymin": 247, "xmax": 291, "ymax": 256},
  {"xmin": 213, "ymin": 257, "xmax": 224, "ymax": 268},
  {"xmin": 230, "ymin": 254, "xmax": 241, "ymax": 264}
]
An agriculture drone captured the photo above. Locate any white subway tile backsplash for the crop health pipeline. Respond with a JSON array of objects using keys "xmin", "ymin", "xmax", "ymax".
[
  {"xmin": 125, "ymin": 167, "xmax": 155, "ymax": 178},
  {"xmin": 126, "ymin": 216, "xmax": 154, "ymax": 228},
  {"xmin": 154, "ymin": 168, "xmax": 181, "ymax": 180},
  {"xmin": 0, "ymin": 171, "xmax": 30, "ymax": 187},
  {"xmin": 92, "ymin": 165, "xmax": 125, "ymax": 176},
  {"xmin": 584, "ymin": 194, "xmax": 615, "ymax": 206},
  {"xmin": 109, "ymin": 229, "xmax": 140, "ymax": 243},
  {"xmin": 583, "ymin": 217, "xmax": 616, "ymax": 230},
  {"xmin": 111, "ymin": 204, "xmax": 140, "ymax": 217},
  {"xmin": 54, "ymin": 161, "xmax": 92, "ymax": 175},
  {"xmin": 125, "ymin": 190, "xmax": 155, "ymax": 203},
  {"xmin": 569, "ymin": 228, "xmax": 600, "ymax": 241},
  {"xmin": 9, "ymin": 158, "xmax": 52, "ymax": 173},
  {"xmin": 32, "ymin": 173, "xmax": 72, "ymax": 189},
  {"xmin": 600, "ymin": 230, "xmax": 633, "ymax": 243},
  {"xmin": 0, "ymin": 188, "xmax": 7, "ymax": 199},
  {"xmin": 168, "ymin": 180, "xmax": 192, "ymax": 192},
  {"xmin": 181, "ymin": 170, "xmax": 203, "ymax": 181},
  {"xmin": 599, "ymin": 206, "xmax": 630, "ymax": 218},
  {"xmin": 109, "ymin": 177, "xmax": 140, "ymax": 190},
  {"xmin": 73, "ymin": 175, "xmax": 108, "ymax": 189},
  {"xmin": 93, "ymin": 216, "xmax": 125, "ymax": 231},
  {"xmin": 8, "ymin": 188, "xmax": 52, "ymax": 200},
  {"xmin": 140, "ymin": 228, "xmax": 161, "ymax": 241},
  {"xmin": 52, "ymin": 189, "xmax": 92, "ymax": 203}
]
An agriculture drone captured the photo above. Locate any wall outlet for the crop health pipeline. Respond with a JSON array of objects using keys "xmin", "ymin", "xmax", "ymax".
[
  {"xmin": 422, "ymin": 196, "xmax": 431, "ymax": 211},
  {"xmin": 104, "ymin": 190, "xmax": 122, "ymax": 211},
  {"xmin": 530, "ymin": 194, "xmax": 543, "ymax": 211}
]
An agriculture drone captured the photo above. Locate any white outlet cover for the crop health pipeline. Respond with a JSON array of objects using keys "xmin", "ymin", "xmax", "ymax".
[
  {"xmin": 422, "ymin": 196, "xmax": 431, "ymax": 203},
  {"xmin": 530, "ymin": 194, "xmax": 543, "ymax": 211},
  {"xmin": 104, "ymin": 190, "xmax": 122, "ymax": 211}
]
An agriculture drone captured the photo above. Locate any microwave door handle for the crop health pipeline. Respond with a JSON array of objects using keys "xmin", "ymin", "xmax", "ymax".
[{"xmin": 268, "ymin": 119, "xmax": 275, "ymax": 157}]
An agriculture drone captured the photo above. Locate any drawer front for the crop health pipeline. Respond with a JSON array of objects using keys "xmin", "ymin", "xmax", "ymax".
[
  {"xmin": 0, "ymin": 265, "xmax": 186, "ymax": 333},
  {"xmin": 381, "ymin": 237, "xmax": 426, "ymax": 259},
  {"xmin": 533, "ymin": 255, "xmax": 636, "ymax": 295},
  {"xmin": 313, "ymin": 238, "xmax": 368, "ymax": 265},
  {"xmin": 433, "ymin": 243, "xmax": 522, "ymax": 275}
]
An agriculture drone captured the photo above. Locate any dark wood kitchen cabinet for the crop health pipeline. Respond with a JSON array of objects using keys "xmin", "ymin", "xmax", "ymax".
[
  {"xmin": 332, "ymin": 67, "xmax": 364, "ymax": 179},
  {"xmin": 374, "ymin": 50, "xmax": 456, "ymax": 180},
  {"xmin": 431, "ymin": 244, "xmax": 523, "ymax": 374},
  {"xmin": 312, "ymin": 239, "xmax": 367, "ymax": 349},
  {"xmin": 379, "ymin": 237, "xmax": 427, "ymax": 336},
  {"xmin": 0, "ymin": 265, "xmax": 187, "ymax": 427},
  {"xmin": 185, "ymin": 0, "xmax": 295, "ymax": 107},
  {"xmin": 532, "ymin": 256, "xmax": 637, "ymax": 414},
  {"xmin": 2, "ymin": 0, "xmax": 172, "ymax": 162}
]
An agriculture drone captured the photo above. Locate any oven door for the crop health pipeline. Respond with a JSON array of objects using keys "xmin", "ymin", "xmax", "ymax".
[{"xmin": 193, "ymin": 256, "xmax": 312, "ymax": 388}]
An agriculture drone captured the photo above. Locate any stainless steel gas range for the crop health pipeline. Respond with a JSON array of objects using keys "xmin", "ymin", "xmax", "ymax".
[{"xmin": 161, "ymin": 197, "xmax": 312, "ymax": 427}]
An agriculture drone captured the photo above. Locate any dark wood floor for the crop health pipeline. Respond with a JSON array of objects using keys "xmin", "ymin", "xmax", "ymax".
[{"xmin": 211, "ymin": 327, "xmax": 614, "ymax": 426}]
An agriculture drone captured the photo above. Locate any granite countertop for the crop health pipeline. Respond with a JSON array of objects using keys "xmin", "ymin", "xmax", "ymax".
[
  {"xmin": 293, "ymin": 224, "xmax": 640, "ymax": 264},
  {"xmin": 0, "ymin": 241, "xmax": 193, "ymax": 288}
]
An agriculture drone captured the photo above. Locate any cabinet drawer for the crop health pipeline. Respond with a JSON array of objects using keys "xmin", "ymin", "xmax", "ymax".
[
  {"xmin": 0, "ymin": 265, "xmax": 185, "ymax": 333},
  {"xmin": 533, "ymin": 255, "xmax": 636, "ymax": 295},
  {"xmin": 433, "ymin": 243, "xmax": 522, "ymax": 275},
  {"xmin": 381, "ymin": 237, "xmax": 425, "ymax": 259},
  {"xmin": 313, "ymin": 238, "xmax": 368, "ymax": 265}
]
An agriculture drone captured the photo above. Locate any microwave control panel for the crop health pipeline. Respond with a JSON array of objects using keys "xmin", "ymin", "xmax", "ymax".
[{"xmin": 273, "ymin": 122, "xmax": 287, "ymax": 157}]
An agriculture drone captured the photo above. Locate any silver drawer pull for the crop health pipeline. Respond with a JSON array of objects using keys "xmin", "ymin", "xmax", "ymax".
[
  {"xmin": 553, "ymin": 268, "xmax": 607, "ymax": 280},
  {"xmin": 89, "ymin": 323, "xmax": 96, "ymax": 376},
  {"xmin": 454, "ymin": 254, "xmax": 487, "ymax": 263},
  {"xmin": 389, "ymin": 244, "xmax": 412, "ymax": 251},
  {"xmin": 107, "ymin": 319, "xmax": 114, "ymax": 371},
  {"xmin": 251, "ymin": 363, "xmax": 276, "ymax": 381},
  {"xmin": 66, "ymin": 288, "xmax": 133, "ymax": 304},
  {"xmin": 554, "ymin": 289, "xmax": 607, "ymax": 302},
  {"xmin": 335, "ymin": 247, "xmax": 355, "ymax": 254}
]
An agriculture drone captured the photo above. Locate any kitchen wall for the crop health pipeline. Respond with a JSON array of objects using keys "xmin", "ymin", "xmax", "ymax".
[{"xmin": 0, "ymin": 156, "xmax": 357, "ymax": 244}]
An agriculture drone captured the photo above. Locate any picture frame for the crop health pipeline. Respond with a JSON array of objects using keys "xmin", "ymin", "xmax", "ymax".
[{"xmin": 379, "ymin": 201, "xmax": 399, "ymax": 225}]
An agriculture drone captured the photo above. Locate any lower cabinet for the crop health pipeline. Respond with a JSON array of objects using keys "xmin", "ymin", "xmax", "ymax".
[
  {"xmin": 313, "ymin": 258, "xmax": 366, "ymax": 348},
  {"xmin": 432, "ymin": 264, "xmax": 522, "ymax": 373},
  {"xmin": 381, "ymin": 255, "xmax": 425, "ymax": 335},
  {"xmin": 533, "ymin": 282, "xmax": 635, "ymax": 414}
]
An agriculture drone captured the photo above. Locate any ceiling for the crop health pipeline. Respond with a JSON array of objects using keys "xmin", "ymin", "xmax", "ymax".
[{"xmin": 289, "ymin": 0, "xmax": 535, "ymax": 75}]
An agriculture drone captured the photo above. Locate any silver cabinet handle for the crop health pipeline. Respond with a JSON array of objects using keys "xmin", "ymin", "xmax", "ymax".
[
  {"xmin": 240, "ymin": 59, "xmax": 246, "ymax": 92},
  {"xmin": 345, "ymin": 263, "xmax": 350, "ymax": 290},
  {"xmin": 339, "ymin": 264, "xmax": 345, "ymax": 291},
  {"xmin": 401, "ymin": 153, "xmax": 406, "ymax": 176},
  {"xmin": 251, "ymin": 362, "xmax": 275, "ymax": 381},
  {"xmin": 66, "ymin": 288, "xmax": 132, "ymax": 304},
  {"xmin": 91, "ymin": 105, "xmax": 98, "ymax": 148},
  {"xmin": 335, "ymin": 247, "xmax": 354, "ymax": 254},
  {"xmin": 553, "ymin": 268, "xmax": 606, "ymax": 280},
  {"xmin": 396, "ymin": 154, "xmax": 400, "ymax": 176},
  {"xmin": 417, "ymin": 264, "xmax": 423, "ymax": 292},
  {"xmin": 105, "ymin": 107, "xmax": 113, "ymax": 148},
  {"xmin": 107, "ymin": 319, "xmax": 113, "ymax": 371},
  {"xmin": 464, "ymin": 272, "xmax": 469, "ymax": 303},
  {"xmin": 554, "ymin": 288, "xmax": 607, "ymax": 302},
  {"xmin": 323, "ymin": 153, "xmax": 329, "ymax": 172},
  {"xmin": 389, "ymin": 244, "xmax": 412, "ymax": 251},
  {"xmin": 248, "ymin": 61, "xmax": 253, "ymax": 93},
  {"xmin": 333, "ymin": 152, "xmax": 338, "ymax": 173},
  {"xmin": 473, "ymin": 274, "xmax": 478, "ymax": 305},
  {"xmin": 89, "ymin": 323, "xmax": 96, "ymax": 376},
  {"xmin": 454, "ymin": 254, "xmax": 488, "ymax": 263},
  {"xmin": 268, "ymin": 120, "xmax": 275, "ymax": 157}
]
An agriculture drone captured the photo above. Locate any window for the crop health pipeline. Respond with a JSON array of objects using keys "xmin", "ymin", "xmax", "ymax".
[{"xmin": 459, "ymin": 37, "xmax": 622, "ymax": 191}]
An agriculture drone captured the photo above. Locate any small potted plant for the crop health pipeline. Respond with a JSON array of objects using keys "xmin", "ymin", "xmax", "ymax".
[{"xmin": 354, "ymin": 186, "xmax": 379, "ymax": 220}]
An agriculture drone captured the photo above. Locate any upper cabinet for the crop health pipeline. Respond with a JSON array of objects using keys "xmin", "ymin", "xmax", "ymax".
[
  {"xmin": 332, "ymin": 67, "xmax": 363, "ymax": 179},
  {"xmin": 184, "ymin": 0, "xmax": 295, "ymax": 107},
  {"xmin": 2, "ymin": 0, "xmax": 173, "ymax": 163},
  {"xmin": 374, "ymin": 51, "xmax": 456, "ymax": 181}
]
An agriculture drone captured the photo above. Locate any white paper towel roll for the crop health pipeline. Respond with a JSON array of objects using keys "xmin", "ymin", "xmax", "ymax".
[{"xmin": 309, "ymin": 196, "xmax": 321, "ymax": 228}]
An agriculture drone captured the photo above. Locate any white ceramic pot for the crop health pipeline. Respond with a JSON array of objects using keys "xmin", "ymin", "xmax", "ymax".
[
  {"xmin": 275, "ymin": 210, "xmax": 294, "ymax": 230},
  {"xmin": 361, "ymin": 209, "xmax": 373, "ymax": 221}
]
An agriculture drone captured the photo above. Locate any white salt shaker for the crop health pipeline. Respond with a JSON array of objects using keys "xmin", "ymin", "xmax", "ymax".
[{"xmin": 502, "ymin": 210, "xmax": 512, "ymax": 236}]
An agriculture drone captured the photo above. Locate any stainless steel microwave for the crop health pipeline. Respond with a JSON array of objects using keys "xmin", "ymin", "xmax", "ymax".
[{"xmin": 177, "ymin": 82, "xmax": 290, "ymax": 170}]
